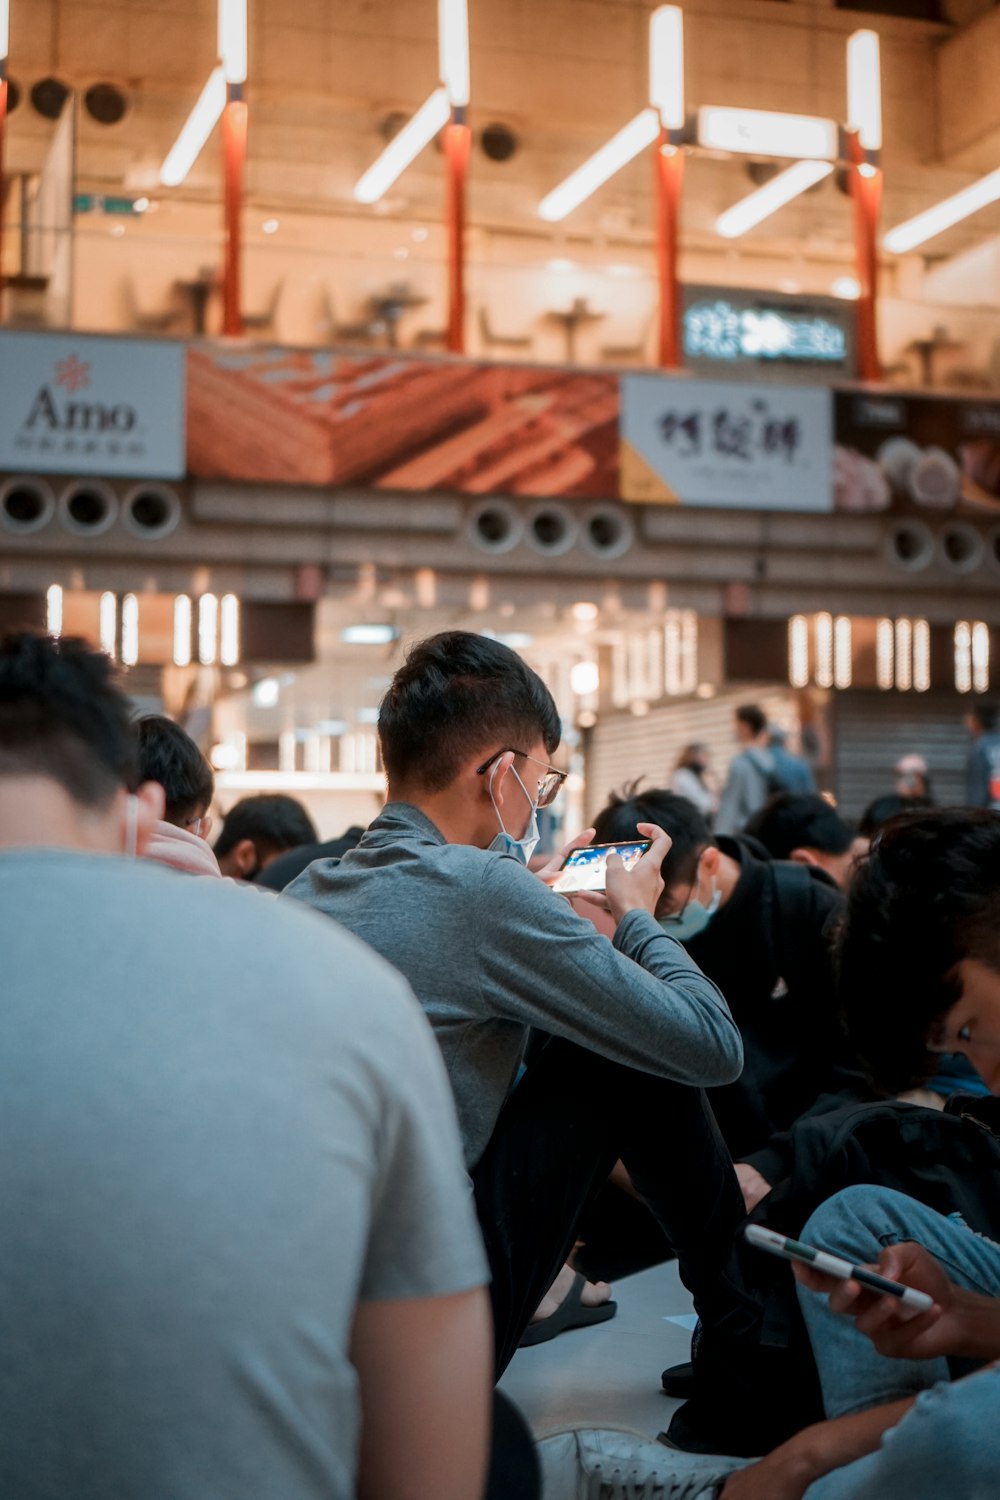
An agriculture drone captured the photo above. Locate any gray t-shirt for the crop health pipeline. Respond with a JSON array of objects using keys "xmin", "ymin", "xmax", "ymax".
[
  {"xmin": 286, "ymin": 803, "xmax": 742, "ymax": 1169},
  {"xmin": 0, "ymin": 850, "xmax": 487, "ymax": 1500}
]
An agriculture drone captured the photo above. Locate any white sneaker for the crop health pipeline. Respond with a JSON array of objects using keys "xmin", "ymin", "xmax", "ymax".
[{"xmin": 536, "ymin": 1426, "xmax": 748, "ymax": 1500}]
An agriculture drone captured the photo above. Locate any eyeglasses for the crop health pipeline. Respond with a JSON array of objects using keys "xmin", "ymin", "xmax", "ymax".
[{"xmin": 476, "ymin": 747, "xmax": 567, "ymax": 808}]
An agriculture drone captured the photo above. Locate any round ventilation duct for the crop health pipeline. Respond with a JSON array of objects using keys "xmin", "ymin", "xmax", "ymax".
[
  {"xmin": 884, "ymin": 520, "xmax": 933, "ymax": 572},
  {"xmin": 938, "ymin": 523, "xmax": 983, "ymax": 574},
  {"xmin": 580, "ymin": 506, "xmax": 634, "ymax": 560},
  {"xmin": 467, "ymin": 500, "xmax": 524, "ymax": 554},
  {"xmin": 0, "ymin": 477, "xmax": 55, "ymax": 534},
  {"xmin": 123, "ymin": 484, "xmax": 181, "ymax": 540},
  {"xmin": 59, "ymin": 479, "xmax": 118, "ymax": 537},
  {"xmin": 525, "ymin": 504, "xmax": 579, "ymax": 557}
]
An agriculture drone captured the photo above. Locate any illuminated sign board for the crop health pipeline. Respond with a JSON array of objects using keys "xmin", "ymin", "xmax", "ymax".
[{"xmin": 684, "ymin": 299, "xmax": 847, "ymax": 365}]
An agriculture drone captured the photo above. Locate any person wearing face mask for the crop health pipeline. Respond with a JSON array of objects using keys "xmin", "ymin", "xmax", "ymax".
[{"xmin": 287, "ymin": 633, "xmax": 787, "ymax": 1465}]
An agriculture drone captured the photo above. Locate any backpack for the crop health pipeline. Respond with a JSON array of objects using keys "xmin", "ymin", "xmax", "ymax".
[{"xmin": 745, "ymin": 748, "xmax": 787, "ymax": 800}]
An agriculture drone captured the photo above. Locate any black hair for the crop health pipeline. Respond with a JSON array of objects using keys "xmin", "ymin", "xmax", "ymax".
[
  {"xmin": 971, "ymin": 699, "xmax": 999, "ymax": 733},
  {"xmin": 592, "ymin": 782, "xmax": 711, "ymax": 887},
  {"xmin": 134, "ymin": 715, "xmax": 214, "ymax": 828},
  {"xmin": 745, "ymin": 793, "xmax": 854, "ymax": 859},
  {"xmin": 838, "ymin": 808, "xmax": 1000, "ymax": 1093},
  {"xmin": 213, "ymin": 794, "xmax": 318, "ymax": 861},
  {"xmin": 736, "ymin": 703, "xmax": 767, "ymax": 738},
  {"xmin": 0, "ymin": 631, "xmax": 135, "ymax": 807},
  {"xmin": 858, "ymin": 793, "xmax": 935, "ymax": 840},
  {"xmin": 378, "ymin": 631, "xmax": 561, "ymax": 793}
]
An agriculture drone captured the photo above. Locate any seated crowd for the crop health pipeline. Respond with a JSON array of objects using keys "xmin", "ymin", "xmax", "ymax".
[{"xmin": 2, "ymin": 627, "xmax": 999, "ymax": 1500}]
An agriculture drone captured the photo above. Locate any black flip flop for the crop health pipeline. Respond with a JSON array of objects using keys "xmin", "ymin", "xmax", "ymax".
[{"xmin": 518, "ymin": 1271, "xmax": 618, "ymax": 1348}]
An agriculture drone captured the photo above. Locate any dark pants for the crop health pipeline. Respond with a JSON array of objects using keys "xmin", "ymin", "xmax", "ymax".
[
  {"xmin": 471, "ymin": 1036, "xmax": 754, "ymax": 1377},
  {"xmin": 484, "ymin": 1390, "xmax": 539, "ymax": 1500}
]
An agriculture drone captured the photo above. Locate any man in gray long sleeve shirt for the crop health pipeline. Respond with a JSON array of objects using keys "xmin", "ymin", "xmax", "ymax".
[{"xmin": 289, "ymin": 632, "xmax": 760, "ymax": 1450}]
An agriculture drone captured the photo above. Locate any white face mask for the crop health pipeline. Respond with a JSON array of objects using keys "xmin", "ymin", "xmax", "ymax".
[
  {"xmin": 124, "ymin": 793, "xmax": 140, "ymax": 859},
  {"xmin": 659, "ymin": 859, "xmax": 721, "ymax": 943},
  {"xmin": 487, "ymin": 761, "xmax": 540, "ymax": 866}
]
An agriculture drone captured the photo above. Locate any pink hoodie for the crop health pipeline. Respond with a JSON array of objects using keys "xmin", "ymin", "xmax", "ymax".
[{"xmin": 144, "ymin": 821, "xmax": 223, "ymax": 879}]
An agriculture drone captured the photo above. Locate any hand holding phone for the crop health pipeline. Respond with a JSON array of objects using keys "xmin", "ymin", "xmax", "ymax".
[
  {"xmin": 551, "ymin": 839, "xmax": 650, "ymax": 894},
  {"xmin": 744, "ymin": 1225, "xmax": 935, "ymax": 1312},
  {"xmin": 604, "ymin": 822, "xmax": 672, "ymax": 925}
]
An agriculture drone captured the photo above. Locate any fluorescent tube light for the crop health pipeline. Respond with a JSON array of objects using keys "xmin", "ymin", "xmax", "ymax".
[
  {"xmin": 218, "ymin": 0, "xmax": 247, "ymax": 86},
  {"xmin": 539, "ymin": 108, "xmax": 660, "ymax": 222},
  {"xmin": 439, "ymin": 0, "xmax": 470, "ymax": 108},
  {"xmin": 46, "ymin": 584, "xmax": 63, "ymax": 638},
  {"xmin": 354, "ymin": 87, "xmax": 451, "ymax": 204},
  {"xmin": 716, "ymin": 159, "xmax": 834, "ymax": 239},
  {"xmin": 160, "ymin": 66, "xmax": 227, "ymax": 187},
  {"xmin": 173, "ymin": 595, "xmax": 192, "ymax": 667},
  {"xmin": 698, "ymin": 106, "xmax": 837, "ymax": 161},
  {"xmin": 884, "ymin": 168, "xmax": 1000, "ymax": 254},
  {"xmin": 121, "ymin": 594, "xmax": 140, "ymax": 668},
  {"xmin": 847, "ymin": 30, "xmax": 881, "ymax": 152},
  {"xmin": 650, "ymin": 6, "xmax": 684, "ymax": 132}
]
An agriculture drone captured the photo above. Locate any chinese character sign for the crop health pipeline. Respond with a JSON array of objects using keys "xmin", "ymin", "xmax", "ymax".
[
  {"xmin": 620, "ymin": 376, "xmax": 833, "ymax": 511},
  {"xmin": 684, "ymin": 300, "xmax": 847, "ymax": 365},
  {"xmin": 0, "ymin": 332, "xmax": 186, "ymax": 479}
]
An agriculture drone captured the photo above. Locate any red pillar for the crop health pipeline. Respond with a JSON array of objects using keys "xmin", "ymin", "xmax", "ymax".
[
  {"xmin": 222, "ymin": 89, "xmax": 247, "ymax": 338},
  {"xmin": 443, "ymin": 116, "xmax": 471, "ymax": 355},
  {"xmin": 654, "ymin": 132, "xmax": 684, "ymax": 370},
  {"xmin": 848, "ymin": 130, "xmax": 882, "ymax": 383},
  {"xmin": 0, "ymin": 77, "xmax": 8, "ymax": 302}
]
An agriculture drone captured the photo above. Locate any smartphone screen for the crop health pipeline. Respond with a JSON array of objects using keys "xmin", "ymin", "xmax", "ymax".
[
  {"xmin": 744, "ymin": 1225, "xmax": 934, "ymax": 1312},
  {"xmin": 552, "ymin": 840, "xmax": 651, "ymax": 895}
]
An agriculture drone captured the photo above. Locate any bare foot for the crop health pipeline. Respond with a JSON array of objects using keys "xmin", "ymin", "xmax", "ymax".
[{"xmin": 529, "ymin": 1262, "xmax": 613, "ymax": 1324}]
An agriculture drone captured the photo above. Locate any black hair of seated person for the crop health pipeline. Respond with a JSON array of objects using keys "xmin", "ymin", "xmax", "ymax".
[
  {"xmin": 0, "ymin": 631, "xmax": 136, "ymax": 806},
  {"xmin": 858, "ymin": 792, "xmax": 935, "ymax": 840},
  {"xmin": 736, "ymin": 703, "xmax": 767, "ymax": 738},
  {"xmin": 378, "ymin": 630, "xmax": 561, "ymax": 793},
  {"xmin": 213, "ymin": 794, "xmax": 318, "ymax": 862},
  {"xmin": 592, "ymin": 782, "xmax": 710, "ymax": 888},
  {"xmin": 970, "ymin": 698, "xmax": 1000, "ymax": 733},
  {"xmin": 745, "ymin": 793, "xmax": 854, "ymax": 861},
  {"xmin": 134, "ymin": 715, "xmax": 214, "ymax": 828},
  {"xmin": 837, "ymin": 807, "xmax": 1000, "ymax": 1094}
]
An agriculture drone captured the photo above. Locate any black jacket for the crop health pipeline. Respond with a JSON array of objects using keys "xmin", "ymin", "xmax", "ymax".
[{"xmin": 685, "ymin": 837, "xmax": 868, "ymax": 1181}]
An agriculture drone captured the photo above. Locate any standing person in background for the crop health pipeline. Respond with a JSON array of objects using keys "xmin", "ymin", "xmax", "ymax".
[
  {"xmin": 715, "ymin": 705, "xmax": 781, "ymax": 837},
  {"xmin": 964, "ymin": 700, "xmax": 1000, "ymax": 808},
  {"xmin": 134, "ymin": 715, "xmax": 221, "ymax": 878},
  {"xmin": 214, "ymin": 794, "xmax": 317, "ymax": 881},
  {"xmin": 895, "ymin": 753, "xmax": 933, "ymax": 803},
  {"xmin": 671, "ymin": 743, "xmax": 718, "ymax": 823},
  {"xmin": 768, "ymin": 725, "xmax": 815, "ymax": 795}
]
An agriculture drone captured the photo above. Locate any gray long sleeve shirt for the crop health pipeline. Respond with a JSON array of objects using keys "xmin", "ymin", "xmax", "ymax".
[{"xmin": 286, "ymin": 802, "xmax": 743, "ymax": 1169}]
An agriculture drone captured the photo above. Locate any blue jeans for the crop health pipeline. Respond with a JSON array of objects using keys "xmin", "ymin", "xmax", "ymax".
[{"xmin": 795, "ymin": 1185, "xmax": 1000, "ymax": 1500}]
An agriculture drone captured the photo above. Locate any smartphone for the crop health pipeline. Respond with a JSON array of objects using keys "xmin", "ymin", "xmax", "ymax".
[
  {"xmin": 552, "ymin": 840, "xmax": 651, "ymax": 895},
  {"xmin": 744, "ymin": 1224, "xmax": 935, "ymax": 1312}
]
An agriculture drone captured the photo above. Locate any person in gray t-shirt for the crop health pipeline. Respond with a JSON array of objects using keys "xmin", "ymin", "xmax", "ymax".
[{"xmin": 0, "ymin": 633, "xmax": 493, "ymax": 1500}]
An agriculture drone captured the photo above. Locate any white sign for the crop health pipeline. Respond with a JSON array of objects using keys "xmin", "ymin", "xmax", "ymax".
[
  {"xmin": 0, "ymin": 331, "xmax": 185, "ymax": 479},
  {"xmin": 621, "ymin": 375, "xmax": 833, "ymax": 511}
]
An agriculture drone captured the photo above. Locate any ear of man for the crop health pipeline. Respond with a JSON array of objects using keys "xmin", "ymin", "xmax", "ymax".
[{"xmin": 124, "ymin": 781, "xmax": 165, "ymax": 857}]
